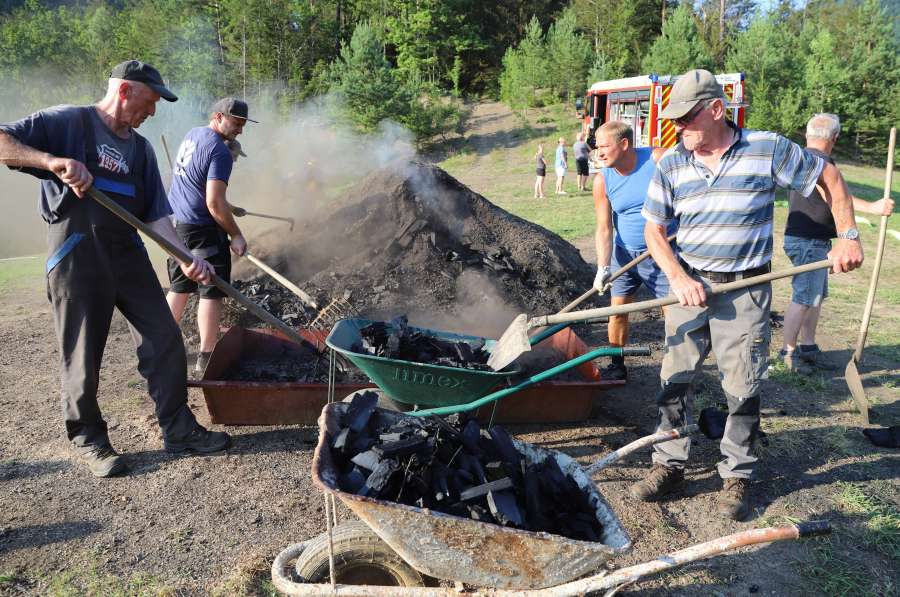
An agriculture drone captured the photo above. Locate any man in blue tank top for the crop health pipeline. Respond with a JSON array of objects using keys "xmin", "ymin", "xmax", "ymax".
[{"xmin": 592, "ymin": 121, "xmax": 674, "ymax": 380}]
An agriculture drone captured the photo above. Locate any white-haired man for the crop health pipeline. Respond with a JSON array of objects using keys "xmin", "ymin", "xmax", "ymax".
[
  {"xmin": 0, "ymin": 60, "xmax": 232, "ymax": 477},
  {"xmin": 780, "ymin": 113, "xmax": 893, "ymax": 373},
  {"xmin": 636, "ymin": 69, "xmax": 863, "ymax": 520}
]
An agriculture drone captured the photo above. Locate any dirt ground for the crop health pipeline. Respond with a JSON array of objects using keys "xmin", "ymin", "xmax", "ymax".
[{"xmin": 1, "ymin": 102, "xmax": 898, "ymax": 595}]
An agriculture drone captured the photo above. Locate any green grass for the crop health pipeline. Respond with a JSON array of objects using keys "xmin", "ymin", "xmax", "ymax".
[
  {"xmin": 766, "ymin": 357, "xmax": 830, "ymax": 393},
  {"xmin": 39, "ymin": 559, "xmax": 174, "ymax": 597},
  {"xmin": 835, "ymin": 482, "xmax": 900, "ymax": 560},
  {"xmin": 795, "ymin": 541, "xmax": 880, "ymax": 596},
  {"xmin": 0, "ymin": 255, "xmax": 43, "ymax": 294}
]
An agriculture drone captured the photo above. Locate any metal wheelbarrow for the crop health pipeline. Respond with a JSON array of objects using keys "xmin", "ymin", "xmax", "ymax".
[
  {"xmin": 325, "ymin": 318, "xmax": 647, "ymax": 417},
  {"xmin": 271, "ymin": 403, "xmax": 831, "ymax": 595}
]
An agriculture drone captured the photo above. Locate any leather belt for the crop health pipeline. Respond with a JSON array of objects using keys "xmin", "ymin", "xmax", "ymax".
[{"xmin": 683, "ymin": 262, "xmax": 771, "ymax": 284}]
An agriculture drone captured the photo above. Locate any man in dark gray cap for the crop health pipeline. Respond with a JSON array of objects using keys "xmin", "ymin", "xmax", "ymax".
[
  {"xmin": 166, "ymin": 98, "xmax": 256, "ymax": 373},
  {"xmin": 633, "ymin": 69, "xmax": 863, "ymax": 520},
  {"xmin": 0, "ymin": 60, "xmax": 232, "ymax": 477}
]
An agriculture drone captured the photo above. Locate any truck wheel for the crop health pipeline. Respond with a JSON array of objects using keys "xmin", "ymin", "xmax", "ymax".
[
  {"xmin": 294, "ymin": 521, "xmax": 427, "ymax": 586},
  {"xmin": 339, "ymin": 389, "xmax": 412, "ymax": 412}
]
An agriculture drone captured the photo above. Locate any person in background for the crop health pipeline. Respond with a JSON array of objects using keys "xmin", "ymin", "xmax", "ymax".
[
  {"xmin": 166, "ymin": 97, "xmax": 255, "ymax": 374},
  {"xmin": 780, "ymin": 113, "xmax": 894, "ymax": 373},
  {"xmin": 592, "ymin": 121, "xmax": 673, "ymax": 380},
  {"xmin": 554, "ymin": 137, "xmax": 568, "ymax": 195},
  {"xmin": 0, "ymin": 60, "xmax": 231, "ymax": 477},
  {"xmin": 573, "ymin": 132, "xmax": 591, "ymax": 192},
  {"xmin": 534, "ymin": 143, "xmax": 547, "ymax": 199}
]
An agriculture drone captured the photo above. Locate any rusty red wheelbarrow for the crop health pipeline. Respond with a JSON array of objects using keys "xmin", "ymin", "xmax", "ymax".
[{"xmin": 271, "ymin": 403, "xmax": 831, "ymax": 595}]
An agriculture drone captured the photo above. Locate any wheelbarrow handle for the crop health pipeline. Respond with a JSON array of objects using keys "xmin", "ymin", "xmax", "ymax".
[
  {"xmin": 409, "ymin": 344, "xmax": 651, "ymax": 417},
  {"xmin": 585, "ymin": 424, "xmax": 698, "ymax": 475}
]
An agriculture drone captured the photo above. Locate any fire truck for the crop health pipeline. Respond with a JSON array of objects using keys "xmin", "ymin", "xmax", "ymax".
[{"xmin": 576, "ymin": 72, "xmax": 747, "ymax": 149}]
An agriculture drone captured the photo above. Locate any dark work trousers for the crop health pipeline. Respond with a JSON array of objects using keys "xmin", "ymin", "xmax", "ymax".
[
  {"xmin": 46, "ymin": 108, "xmax": 198, "ymax": 448},
  {"xmin": 651, "ymin": 278, "xmax": 770, "ymax": 479}
]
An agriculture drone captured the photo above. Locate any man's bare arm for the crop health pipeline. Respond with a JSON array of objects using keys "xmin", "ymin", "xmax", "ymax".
[
  {"xmin": 147, "ymin": 217, "xmax": 212, "ymax": 284},
  {"xmin": 644, "ymin": 221, "xmax": 706, "ymax": 306},
  {"xmin": 818, "ymin": 162, "xmax": 864, "ymax": 273},
  {"xmin": 206, "ymin": 179, "xmax": 247, "ymax": 256},
  {"xmin": 0, "ymin": 130, "xmax": 93, "ymax": 196}
]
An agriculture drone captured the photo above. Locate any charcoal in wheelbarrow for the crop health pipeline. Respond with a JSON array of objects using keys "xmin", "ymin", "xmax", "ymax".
[{"xmin": 312, "ymin": 402, "xmax": 632, "ymax": 590}]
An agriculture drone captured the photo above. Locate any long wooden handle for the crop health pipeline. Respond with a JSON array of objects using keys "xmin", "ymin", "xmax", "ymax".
[
  {"xmin": 242, "ymin": 211, "xmax": 294, "ymax": 225},
  {"xmin": 559, "ymin": 233, "xmax": 677, "ymax": 314},
  {"xmin": 852, "ymin": 126, "xmax": 895, "ymax": 362},
  {"xmin": 531, "ymin": 260, "xmax": 833, "ymax": 328},
  {"xmin": 85, "ymin": 187, "xmax": 323, "ymax": 355},
  {"xmin": 245, "ymin": 252, "xmax": 318, "ymax": 309}
]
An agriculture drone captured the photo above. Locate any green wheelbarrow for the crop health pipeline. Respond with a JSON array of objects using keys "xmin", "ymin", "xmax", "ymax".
[{"xmin": 325, "ymin": 318, "xmax": 648, "ymax": 417}]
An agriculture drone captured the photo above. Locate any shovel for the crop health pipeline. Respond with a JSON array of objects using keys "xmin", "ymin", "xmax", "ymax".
[
  {"xmin": 845, "ymin": 126, "xmax": 895, "ymax": 425},
  {"xmin": 84, "ymin": 186, "xmax": 325, "ymax": 357},
  {"xmin": 489, "ymin": 259, "xmax": 834, "ymax": 371},
  {"xmin": 528, "ymin": 234, "xmax": 679, "ymax": 345},
  {"xmin": 245, "ymin": 252, "xmax": 318, "ymax": 310}
]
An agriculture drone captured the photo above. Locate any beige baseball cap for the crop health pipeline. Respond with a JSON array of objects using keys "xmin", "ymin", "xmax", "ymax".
[{"xmin": 660, "ymin": 69, "xmax": 725, "ymax": 120}]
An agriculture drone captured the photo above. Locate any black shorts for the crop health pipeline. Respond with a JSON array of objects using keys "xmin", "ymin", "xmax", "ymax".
[
  {"xmin": 167, "ymin": 222, "xmax": 230, "ymax": 299},
  {"xmin": 576, "ymin": 158, "xmax": 589, "ymax": 176},
  {"xmin": 536, "ymin": 167, "xmax": 546, "ymax": 176}
]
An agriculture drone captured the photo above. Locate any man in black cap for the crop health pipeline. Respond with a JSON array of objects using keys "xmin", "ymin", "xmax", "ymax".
[
  {"xmin": 166, "ymin": 98, "xmax": 256, "ymax": 373},
  {"xmin": 0, "ymin": 60, "xmax": 232, "ymax": 477}
]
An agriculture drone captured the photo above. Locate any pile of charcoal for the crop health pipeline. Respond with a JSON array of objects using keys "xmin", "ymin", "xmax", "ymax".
[
  {"xmin": 330, "ymin": 392, "xmax": 605, "ymax": 542},
  {"xmin": 221, "ymin": 355, "xmax": 326, "ymax": 383},
  {"xmin": 230, "ymin": 279, "xmax": 317, "ymax": 328},
  {"xmin": 352, "ymin": 316, "xmax": 492, "ymax": 371}
]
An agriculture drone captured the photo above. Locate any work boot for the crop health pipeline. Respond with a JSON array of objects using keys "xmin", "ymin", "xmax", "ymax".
[
  {"xmin": 630, "ymin": 464, "xmax": 684, "ymax": 501},
  {"xmin": 717, "ymin": 478, "xmax": 751, "ymax": 521},
  {"xmin": 74, "ymin": 444, "xmax": 127, "ymax": 478},
  {"xmin": 778, "ymin": 349, "xmax": 812, "ymax": 375},
  {"xmin": 798, "ymin": 344, "xmax": 838, "ymax": 370},
  {"xmin": 194, "ymin": 351, "xmax": 212, "ymax": 375},
  {"xmin": 164, "ymin": 425, "xmax": 232, "ymax": 454},
  {"xmin": 602, "ymin": 358, "xmax": 627, "ymax": 380}
]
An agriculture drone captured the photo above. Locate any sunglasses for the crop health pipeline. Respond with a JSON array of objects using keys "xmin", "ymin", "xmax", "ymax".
[{"xmin": 673, "ymin": 101, "xmax": 710, "ymax": 127}]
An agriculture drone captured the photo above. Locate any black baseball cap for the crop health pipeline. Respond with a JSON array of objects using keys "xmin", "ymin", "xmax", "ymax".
[
  {"xmin": 211, "ymin": 97, "xmax": 259, "ymax": 123},
  {"xmin": 110, "ymin": 60, "xmax": 178, "ymax": 102}
]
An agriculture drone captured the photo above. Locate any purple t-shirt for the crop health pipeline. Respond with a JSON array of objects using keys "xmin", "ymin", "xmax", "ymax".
[{"xmin": 168, "ymin": 126, "xmax": 233, "ymax": 226}]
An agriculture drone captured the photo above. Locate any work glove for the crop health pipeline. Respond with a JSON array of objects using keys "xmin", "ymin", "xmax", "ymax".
[
  {"xmin": 594, "ymin": 265, "xmax": 611, "ymax": 291},
  {"xmin": 231, "ymin": 206, "xmax": 247, "ymax": 217}
]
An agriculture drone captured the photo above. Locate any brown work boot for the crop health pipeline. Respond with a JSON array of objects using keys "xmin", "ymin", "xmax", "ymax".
[
  {"xmin": 797, "ymin": 344, "xmax": 838, "ymax": 370},
  {"xmin": 778, "ymin": 349, "xmax": 812, "ymax": 375},
  {"xmin": 630, "ymin": 464, "xmax": 684, "ymax": 501},
  {"xmin": 717, "ymin": 478, "xmax": 751, "ymax": 521}
]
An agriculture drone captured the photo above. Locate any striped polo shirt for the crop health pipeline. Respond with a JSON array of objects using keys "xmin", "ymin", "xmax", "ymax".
[{"xmin": 642, "ymin": 127, "xmax": 824, "ymax": 272}]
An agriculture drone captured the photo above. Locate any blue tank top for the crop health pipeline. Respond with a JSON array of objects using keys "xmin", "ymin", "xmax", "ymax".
[{"xmin": 601, "ymin": 147, "xmax": 674, "ymax": 251}]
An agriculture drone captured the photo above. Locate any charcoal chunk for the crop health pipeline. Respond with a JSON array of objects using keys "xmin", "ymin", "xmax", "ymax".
[
  {"xmin": 344, "ymin": 391, "xmax": 379, "ymax": 432},
  {"xmin": 459, "ymin": 477, "xmax": 514, "ymax": 501},
  {"xmin": 487, "ymin": 490, "xmax": 523, "ymax": 526}
]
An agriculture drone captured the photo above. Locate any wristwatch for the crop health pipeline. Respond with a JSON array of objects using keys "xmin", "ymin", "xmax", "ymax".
[{"xmin": 837, "ymin": 227, "xmax": 860, "ymax": 240}]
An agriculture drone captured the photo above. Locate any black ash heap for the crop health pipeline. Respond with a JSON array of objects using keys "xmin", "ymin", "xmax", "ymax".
[
  {"xmin": 331, "ymin": 391, "xmax": 605, "ymax": 542},
  {"xmin": 352, "ymin": 316, "xmax": 492, "ymax": 371}
]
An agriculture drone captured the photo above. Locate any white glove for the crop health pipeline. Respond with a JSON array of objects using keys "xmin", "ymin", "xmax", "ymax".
[{"xmin": 594, "ymin": 265, "xmax": 611, "ymax": 291}]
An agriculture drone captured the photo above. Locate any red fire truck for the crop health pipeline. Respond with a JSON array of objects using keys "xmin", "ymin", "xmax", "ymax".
[{"xmin": 577, "ymin": 72, "xmax": 747, "ymax": 149}]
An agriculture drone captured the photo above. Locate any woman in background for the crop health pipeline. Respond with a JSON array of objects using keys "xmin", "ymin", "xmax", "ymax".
[{"xmin": 534, "ymin": 144, "xmax": 547, "ymax": 198}]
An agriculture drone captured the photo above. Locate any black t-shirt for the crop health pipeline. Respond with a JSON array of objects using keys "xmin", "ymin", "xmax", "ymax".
[
  {"xmin": 784, "ymin": 147, "xmax": 836, "ymax": 240},
  {"xmin": 0, "ymin": 105, "xmax": 171, "ymax": 225}
]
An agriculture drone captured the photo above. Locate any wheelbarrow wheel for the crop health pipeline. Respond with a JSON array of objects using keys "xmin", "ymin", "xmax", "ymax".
[
  {"xmin": 340, "ymin": 389, "xmax": 413, "ymax": 412},
  {"xmin": 295, "ymin": 520, "xmax": 428, "ymax": 586}
]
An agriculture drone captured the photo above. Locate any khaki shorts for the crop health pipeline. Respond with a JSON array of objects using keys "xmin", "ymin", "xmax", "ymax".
[{"xmin": 661, "ymin": 278, "xmax": 771, "ymax": 399}]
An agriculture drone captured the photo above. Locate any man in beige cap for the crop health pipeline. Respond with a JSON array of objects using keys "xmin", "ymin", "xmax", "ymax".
[{"xmin": 633, "ymin": 69, "xmax": 863, "ymax": 520}]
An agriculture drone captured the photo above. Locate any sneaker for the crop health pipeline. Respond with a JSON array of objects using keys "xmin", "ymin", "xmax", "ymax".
[
  {"xmin": 717, "ymin": 478, "xmax": 751, "ymax": 521},
  {"xmin": 164, "ymin": 426, "xmax": 232, "ymax": 454},
  {"xmin": 798, "ymin": 344, "xmax": 838, "ymax": 370},
  {"xmin": 74, "ymin": 444, "xmax": 127, "ymax": 478},
  {"xmin": 194, "ymin": 351, "xmax": 212, "ymax": 375},
  {"xmin": 602, "ymin": 361, "xmax": 628, "ymax": 380},
  {"xmin": 630, "ymin": 464, "xmax": 684, "ymax": 501},
  {"xmin": 778, "ymin": 349, "xmax": 812, "ymax": 375}
]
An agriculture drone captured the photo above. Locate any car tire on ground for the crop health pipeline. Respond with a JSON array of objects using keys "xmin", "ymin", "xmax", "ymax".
[{"xmin": 294, "ymin": 520, "xmax": 428, "ymax": 586}]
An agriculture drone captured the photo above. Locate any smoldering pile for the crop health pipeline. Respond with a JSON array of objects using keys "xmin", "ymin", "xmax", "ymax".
[
  {"xmin": 225, "ymin": 161, "xmax": 597, "ymax": 335},
  {"xmin": 353, "ymin": 316, "xmax": 491, "ymax": 370},
  {"xmin": 331, "ymin": 392, "xmax": 605, "ymax": 541}
]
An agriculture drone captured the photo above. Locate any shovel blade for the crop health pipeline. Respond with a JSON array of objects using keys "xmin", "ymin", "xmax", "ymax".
[
  {"xmin": 844, "ymin": 358, "xmax": 870, "ymax": 425},
  {"xmin": 487, "ymin": 314, "xmax": 531, "ymax": 371}
]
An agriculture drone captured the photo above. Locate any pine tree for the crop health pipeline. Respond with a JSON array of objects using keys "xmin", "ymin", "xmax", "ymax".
[
  {"xmin": 641, "ymin": 4, "xmax": 714, "ymax": 75},
  {"xmin": 546, "ymin": 7, "xmax": 592, "ymax": 103}
]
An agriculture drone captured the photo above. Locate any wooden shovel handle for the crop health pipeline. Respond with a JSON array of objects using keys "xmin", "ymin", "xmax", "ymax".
[
  {"xmin": 852, "ymin": 127, "xmax": 895, "ymax": 362},
  {"xmin": 85, "ymin": 187, "xmax": 323, "ymax": 355}
]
